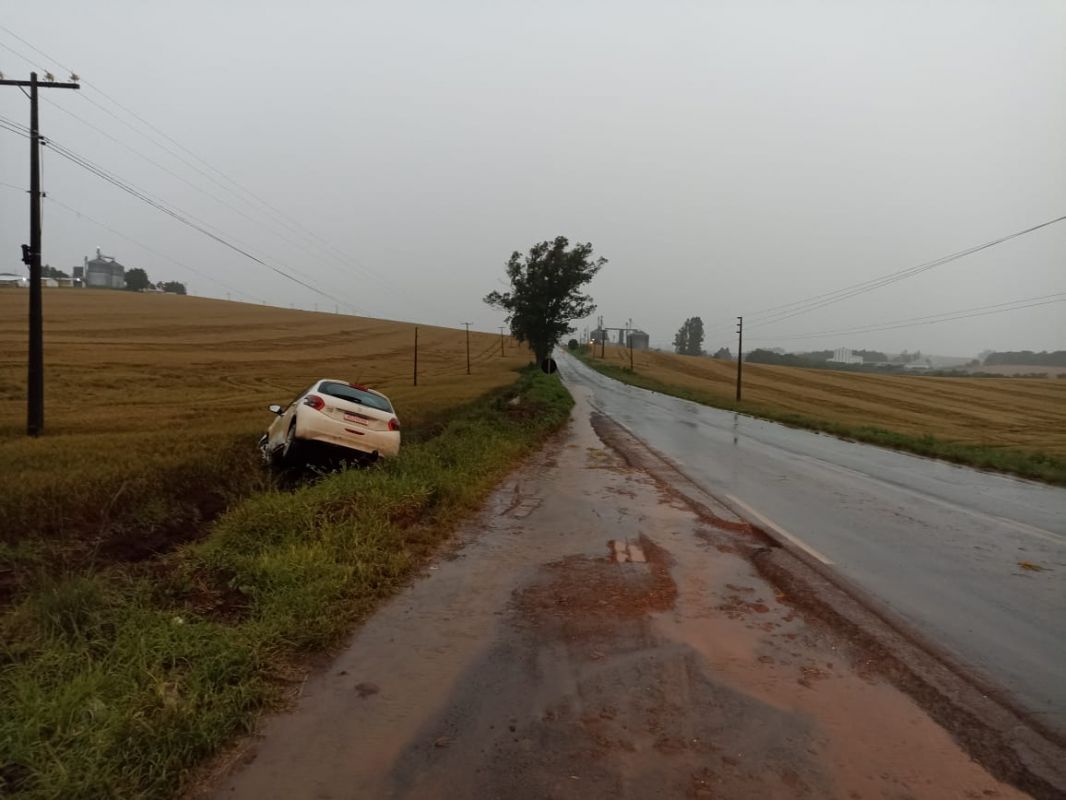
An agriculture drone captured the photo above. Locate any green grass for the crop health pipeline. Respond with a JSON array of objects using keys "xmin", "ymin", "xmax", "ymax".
[
  {"xmin": 0, "ymin": 368, "xmax": 572, "ymax": 799},
  {"xmin": 575, "ymin": 350, "xmax": 1066, "ymax": 486}
]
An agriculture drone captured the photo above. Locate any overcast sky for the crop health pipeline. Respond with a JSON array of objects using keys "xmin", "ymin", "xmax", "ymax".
[{"xmin": 1, "ymin": 1, "xmax": 1063, "ymax": 356}]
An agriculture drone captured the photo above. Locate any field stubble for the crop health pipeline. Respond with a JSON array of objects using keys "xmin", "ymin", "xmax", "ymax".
[
  {"xmin": 584, "ymin": 345, "xmax": 1066, "ymax": 482},
  {"xmin": 0, "ymin": 290, "xmax": 530, "ymax": 577}
]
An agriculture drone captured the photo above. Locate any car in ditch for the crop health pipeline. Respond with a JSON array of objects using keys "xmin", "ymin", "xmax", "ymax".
[{"xmin": 259, "ymin": 379, "xmax": 401, "ymax": 466}]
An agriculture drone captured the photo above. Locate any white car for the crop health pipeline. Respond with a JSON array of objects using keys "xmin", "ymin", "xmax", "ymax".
[{"xmin": 260, "ymin": 379, "xmax": 401, "ymax": 465}]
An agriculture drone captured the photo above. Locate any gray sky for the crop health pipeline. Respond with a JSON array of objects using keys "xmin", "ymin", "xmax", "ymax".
[{"xmin": 2, "ymin": 0, "xmax": 1063, "ymax": 356}]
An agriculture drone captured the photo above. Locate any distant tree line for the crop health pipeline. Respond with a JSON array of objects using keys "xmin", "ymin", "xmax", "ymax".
[
  {"xmin": 983, "ymin": 350, "xmax": 1066, "ymax": 366},
  {"xmin": 744, "ymin": 349, "xmax": 891, "ymax": 368},
  {"xmin": 125, "ymin": 268, "xmax": 186, "ymax": 295}
]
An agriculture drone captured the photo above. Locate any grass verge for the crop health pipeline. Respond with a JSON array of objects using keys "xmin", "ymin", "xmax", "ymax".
[
  {"xmin": 0, "ymin": 368, "xmax": 572, "ymax": 799},
  {"xmin": 574, "ymin": 350, "xmax": 1066, "ymax": 486}
]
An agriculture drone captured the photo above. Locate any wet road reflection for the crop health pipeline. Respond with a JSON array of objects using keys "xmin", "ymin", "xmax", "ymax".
[{"xmin": 559, "ymin": 352, "xmax": 1066, "ymax": 734}]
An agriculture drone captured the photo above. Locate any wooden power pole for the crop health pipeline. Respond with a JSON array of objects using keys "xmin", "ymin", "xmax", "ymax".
[
  {"xmin": 0, "ymin": 72, "xmax": 80, "ymax": 436},
  {"xmin": 735, "ymin": 316, "xmax": 743, "ymax": 402},
  {"xmin": 461, "ymin": 322, "xmax": 471, "ymax": 375}
]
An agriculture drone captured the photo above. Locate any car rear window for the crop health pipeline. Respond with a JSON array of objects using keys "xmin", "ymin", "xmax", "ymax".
[{"xmin": 318, "ymin": 381, "xmax": 393, "ymax": 413}]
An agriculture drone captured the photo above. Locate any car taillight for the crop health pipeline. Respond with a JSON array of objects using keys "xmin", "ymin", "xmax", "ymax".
[
  {"xmin": 303, "ymin": 394, "xmax": 325, "ymax": 411},
  {"xmin": 388, "ymin": 417, "xmax": 400, "ymax": 432}
]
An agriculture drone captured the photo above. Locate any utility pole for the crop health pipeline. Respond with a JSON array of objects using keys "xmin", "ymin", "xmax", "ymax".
[
  {"xmin": 413, "ymin": 327, "xmax": 419, "ymax": 386},
  {"xmin": 498, "ymin": 326, "xmax": 505, "ymax": 356},
  {"xmin": 461, "ymin": 322, "xmax": 471, "ymax": 375},
  {"xmin": 735, "ymin": 316, "xmax": 743, "ymax": 402},
  {"xmin": 1, "ymin": 72, "xmax": 80, "ymax": 437}
]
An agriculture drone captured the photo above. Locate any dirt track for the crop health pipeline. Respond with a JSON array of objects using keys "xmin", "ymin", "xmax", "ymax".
[{"xmin": 204, "ymin": 391, "xmax": 1029, "ymax": 799}]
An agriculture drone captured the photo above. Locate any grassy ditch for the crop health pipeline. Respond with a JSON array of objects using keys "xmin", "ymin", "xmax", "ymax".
[
  {"xmin": 574, "ymin": 350, "xmax": 1066, "ymax": 486},
  {"xmin": 0, "ymin": 292, "xmax": 534, "ymax": 594},
  {"xmin": 0, "ymin": 368, "xmax": 572, "ymax": 799}
]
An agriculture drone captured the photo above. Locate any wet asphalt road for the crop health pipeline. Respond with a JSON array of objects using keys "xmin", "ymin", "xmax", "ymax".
[
  {"xmin": 207, "ymin": 392, "xmax": 1024, "ymax": 799},
  {"xmin": 559, "ymin": 352, "xmax": 1066, "ymax": 734}
]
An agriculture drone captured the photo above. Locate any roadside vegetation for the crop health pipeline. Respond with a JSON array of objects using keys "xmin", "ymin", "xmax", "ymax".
[
  {"xmin": 575, "ymin": 346, "xmax": 1066, "ymax": 486},
  {"xmin": 1, "ymin": 358, "xmax": 571, "ymax": 798},
  {"xmin": 0, "ymin": 290, "xmax": 577, "ymax": 797}
]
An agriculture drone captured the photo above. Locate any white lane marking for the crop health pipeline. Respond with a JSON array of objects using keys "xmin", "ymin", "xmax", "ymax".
[
  {"xmin": 725, "ymin": 493, "xmax": 834, "ymax": 565},
  {"xmin": 562, "ymin": 352, "xmax": 1065, "ymax": 547}
]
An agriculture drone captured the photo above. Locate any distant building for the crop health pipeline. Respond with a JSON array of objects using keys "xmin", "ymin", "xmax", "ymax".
[
  {"xmin": 626, "ymin": 330, "xmax": 650, "ymax": 350},
  {"xmin": 828, "ymin": 347, "xmax": 863, "ymax": 365},
  {"xmin": 84, "ymin": 248, "xmax": 126, "ymax": 289},
  {"xmin": 590, "ymin": 327, "xmax": 607, "ymax": 344},
  {"xmin": 0, "ymin": 272, "xmax": 28, "ymax": 288}
]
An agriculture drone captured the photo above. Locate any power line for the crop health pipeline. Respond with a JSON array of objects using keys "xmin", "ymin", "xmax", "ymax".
[
  {"xmin": 1, "ymin": 110, "xmax": 358, "ymax": 308},
  {"xmin": 46, "ymin": 194, "xmax": 269, "ymax": 304},
  {"xmin": 42, "ymin": 137, "xmax": 352, "ymax": 308},
  {"xmin": 0, "ymin": 24, "xmax": 61, "ymax": 73},
  {"xmin": 0, "ymin": 116, "xmax": 357, "ymax": 311},
  {"xmin": 0, "ymin": 26, "xmax": 420, "ymax": 311},
  {"xmin": 741, "ymin": 215, "xmax": 1066, "ymax": 331},
  {"xmin": 746, "ymin": 292, "xmax": 1066, "ymax": 343},
  {"xmin": 36, "ymin": 93, "xmax": 400, "ymax": 304}
]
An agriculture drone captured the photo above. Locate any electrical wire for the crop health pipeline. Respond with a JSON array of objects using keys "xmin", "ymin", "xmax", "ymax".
[
  {"xmin": 1, "ymin": 110, "xmax": 356, "ymax": 305},
  {"xmin": 745, "ymin": 292, "xmax": 1066, "ymax": 343},
  {"xmin": 45, "ymin": 194, "xmax": 269, "ymax": 304},
  {"xmin": 0, "ymin": 114, "xmax": 359, "ymax": 311},
  {"xmin": 0, "ymin": 25, "xmax": 433, "ymax": 318},
  {"xmin": 38, "ymin": 93, "xmax": 393, "ymax": 296},
  {"xmin": 739, "ymin": 215, "xmax": 1066, "ymax": 331},
  {"xmin": 45, "ymin": 140, "xmax": 353, "ymax": 308}
]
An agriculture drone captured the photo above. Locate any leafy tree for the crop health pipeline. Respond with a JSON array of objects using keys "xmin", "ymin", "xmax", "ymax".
[
  {"xmin": 161, "ymin": 281, "xmax": 187, "ymax": 295},
  {"xmin": 712, "ymin": 346, "xmax": 732, "ymax": 360},
  {"xmin": 124, "ymin": 267, "xmax": 151, "ymax": 291},
  {"xmin": 673, "ymin": 317, "xmax": 705, "ymax": 356},
  {"xmin": 567, "ymin": 339, "xmax": 579, "ymax": 350},
  {"xmin": 42, "ymin": 265, "xmax": 68, "ymax": 279},
  {"xmin": 484, "ymin": 236, "xmax": 605, "ymax": 364}
]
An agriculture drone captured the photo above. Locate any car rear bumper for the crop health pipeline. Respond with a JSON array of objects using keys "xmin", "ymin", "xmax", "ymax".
[{"xmin": 298, "ymin": 414, "xmax": 400, "ymax": 458}]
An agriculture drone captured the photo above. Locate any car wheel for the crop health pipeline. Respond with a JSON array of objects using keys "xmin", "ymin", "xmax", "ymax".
[{"xmin": 280, "ymin": 420, "xmax": 300, "ymax": 465}]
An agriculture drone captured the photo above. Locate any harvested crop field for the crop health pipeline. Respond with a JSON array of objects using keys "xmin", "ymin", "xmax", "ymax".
[
  {"xmin": 592, "ymin": 346, "xmax": 1066, "ymax": 457},
  {"xmin": 0, "ymin": 290, "xmax": 530, "ymax": 550}
]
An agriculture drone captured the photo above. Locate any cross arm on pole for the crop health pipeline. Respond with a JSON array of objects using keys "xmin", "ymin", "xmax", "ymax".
[{"xmin": 0, "ymin": 79, "xmax": 80, "ymax": 89}]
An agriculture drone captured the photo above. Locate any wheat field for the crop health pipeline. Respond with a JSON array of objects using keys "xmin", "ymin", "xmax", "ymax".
[
  {"xmin": 596, "ymin": 345, "xmax": 1066, "ymax": 456},
  {"xmin": 0, "ymin": 290, "xmax": 530, "ymax": 542}
]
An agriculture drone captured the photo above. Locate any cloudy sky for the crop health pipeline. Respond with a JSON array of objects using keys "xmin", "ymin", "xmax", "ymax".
[{"xmin": 1, "ymin": 1, "xmax": 1063, "ymax": 356}]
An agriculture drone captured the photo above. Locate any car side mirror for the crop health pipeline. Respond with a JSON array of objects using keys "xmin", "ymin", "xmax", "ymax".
[{"xmin": 268, "ymin": 404, "xmax": 284, "ymax": 415}]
